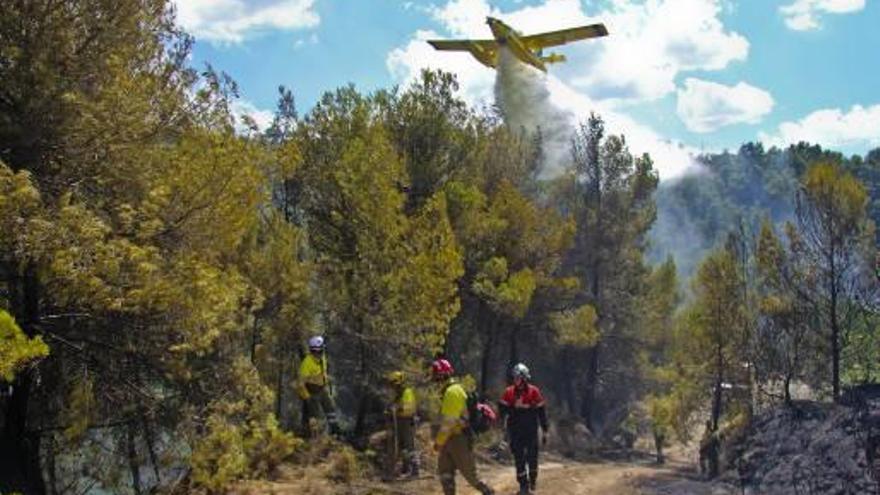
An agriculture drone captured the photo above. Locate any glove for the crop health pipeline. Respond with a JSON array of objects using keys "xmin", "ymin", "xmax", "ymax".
[{"xmin": 297, "ymin": 386, "xmax": 310, "ymax": 400}]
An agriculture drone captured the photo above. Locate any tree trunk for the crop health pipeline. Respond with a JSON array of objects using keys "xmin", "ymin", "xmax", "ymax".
[
  {"xmin": 140, "ymin": 410, "xmax": 161, "ymax": 487},
  {"xmin": 830, "ymin": 271, "xmax": 840, "ymax": 402},
  {"xmin": 295, "ymin": 346, "xmax": 306, "ymax": 434},
  {"xmin": 581, "ymin": 344, "xmax": 600, "ymax": 432},
  {"xmin": 46, "ymin": 434, "xmax": 57, "ymax": 495},
  {"xmin": 581, "ymin": 248, "xmax": 602, "ymax": 431},
  {"xmin": 276, "ymin": 339, "xmax": 292, "ymax": 427},
  {"xmin": 479, "ymin": 309, "xmax": 495, "ymax": 396},
  {"xmin": 0, "ymin": 263, "xmax": 46, "ymax": 495},
  {"xmin": 354, "ymin": 335, "xmax": 368, "ymax": 439},
  {"xmin": 711, "ymin": 342, "xmax": 724, "ymax": 432},
  {"xmin": 784, "ymin": 373, "xmax": 792, "ymax": 405},
  {"xmin": 127, "ymin": 421, "xmax": 142, "ymax": 495},
  {"xmin": 250, "ymin": 317, "xmax": 259, "ymax": 364},
  {"xmin": 561, "ymin": 348, "xmax": 576, "ymax": 415},
  {"xmin": 508, "ymin": 321, "xmax": 519, "ymax": 368}
]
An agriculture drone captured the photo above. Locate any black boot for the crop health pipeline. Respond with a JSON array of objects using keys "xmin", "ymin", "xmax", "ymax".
[
  {"xmin": 529, "ymin": 470, "xmax": 537, "ymax": 492},
  {"xmin": 517, "ymin": 473, "xmax": 529, "ymax": 495}
]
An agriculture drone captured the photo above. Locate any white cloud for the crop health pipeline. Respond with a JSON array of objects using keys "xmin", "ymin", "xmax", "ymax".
[
  {"xmin": 676, "ymin": 78, "xmax": 774, "ymax": 133},
  {"xmin": 231, "ymin": 99, "xmax": 274, "ymax": 132},
  {"xmin": 759, "ymin": 104, "xmax": 880, "ymax": 150},
  {"xmin": 428, "ymin": 0, "xmax": 497, "ymax": 37},
  {"xmin": 779, "ymin": 0, "xmax": 865, "ymax": 31},
  {"xmin": 576, "ymin": 0, "xmax": 749, "ymax": 103},
  {"xmin": 175, "ymin": 0, "xmax": 319, "ymax": 43}
]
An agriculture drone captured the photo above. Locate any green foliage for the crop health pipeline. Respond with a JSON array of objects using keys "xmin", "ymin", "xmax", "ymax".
[
  {"xmin": 841, "ymin": 309, "xmax": 880, "ymax": 385},
  {"xmin": 802, "ymin": 162, "xmax": 868, "ymax": 229},
  {"xmin": 191, "ymin": 358, "xmax": 302, "ymax": 490},
  {"xmin": 753, "ymin": 218, "xmax": 817, "ymax": 401},
  {"xmin": 380, "ymin": 70, "xmax": 479, "ymax": 209},
  {"xmin": 190, "ymin": 414, "xmax": 249, "ymax": 492},
  {"xmin": 0, "ymin": 2, "xmax": 311, "ymax": 492},
  {"xmin": 60, "ymin": 375, "xmax": 96, "ymax": 443},
  {"xmin": 0, "ymin": 164, "xmax": 44, "ymax": 258},
  {"xmin": 646, "ymin": 394, "xmax": 674, "ymax": 439},
  {"xmin": 641, "ymin": 258, "xmax": 680, "ymax": 357},
  {"xmin": 0, "ymin": 310, "xmax": 48, "ymax": 382},
  {"xmin": 663, "ymin": 247, "xmax": 750, "ymax": 432},
  {"xmin": 388, "ymin": 193, "xmax": 464, "ymax": 347},
  {"xmin": 473, "ymin": 258, "xmax": 537, "ymax": 319},
  {"xmin": 550, "ymin": 304, "xmax": 599, "ymax": 347},
  {"xmin": 300, "ymin": 118, "xmax": 462, "ymax": 348}
]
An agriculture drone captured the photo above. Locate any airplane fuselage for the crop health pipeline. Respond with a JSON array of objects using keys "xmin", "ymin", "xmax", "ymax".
[{"xmin": 486, "ymin": 17, "xmax": 547, "ymax": 71}]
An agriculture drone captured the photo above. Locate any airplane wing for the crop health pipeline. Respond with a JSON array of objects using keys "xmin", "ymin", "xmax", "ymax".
[
  {"xmin": 427, "ymin": 39, "xmax": 497, "ymax": 51},
  {"xmin": 522, "ymin": 24, "xmax": 608, "ymax": 49}
]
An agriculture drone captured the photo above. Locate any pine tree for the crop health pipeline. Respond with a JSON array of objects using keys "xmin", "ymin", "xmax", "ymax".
[
  {"xmin": 794, "ymin": 162, "xmax": 872, "ymax": 400},
  {"xmin": 566, "ymin": 114, "xmax": 659, "ymax": 431},
  {"xmin": 674, "ymin": 248, "xmax": 750, "ymax": 435}
]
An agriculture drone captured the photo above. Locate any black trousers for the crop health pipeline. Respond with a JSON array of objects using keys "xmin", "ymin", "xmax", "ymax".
[{"xmin": 510, "ymin": 432, "xmax": 539, "ymax": 487}]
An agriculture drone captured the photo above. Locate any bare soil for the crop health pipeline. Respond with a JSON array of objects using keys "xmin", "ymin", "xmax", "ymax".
[{"xmin": 236, "ymin": 451, "xmax": 737, "ymax": 495}]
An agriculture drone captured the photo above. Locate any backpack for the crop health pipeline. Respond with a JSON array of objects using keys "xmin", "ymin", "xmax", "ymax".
[{"xmin": 466, "ymin": 392, "xmax": 497, "ymax": 434}]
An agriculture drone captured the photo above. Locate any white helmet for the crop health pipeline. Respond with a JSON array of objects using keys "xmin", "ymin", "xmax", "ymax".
[
  {"xmin": 308, "ymin": 335, "xmax": 325, "ymax": 352},
  {"xmin": 512, "ymin": 363, "xmax": 530, "ymax": 380}
]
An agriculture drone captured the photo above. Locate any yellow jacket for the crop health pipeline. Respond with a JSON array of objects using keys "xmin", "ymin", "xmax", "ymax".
[
  {"xmin": 435, "ymin": 380, "xmax": 468, "ymax": 447},
  {"xmin": 395, "ymin": 386, "xmax": 417, "ymax": 418},
  {"xmin": 297, "ymin": 353, "xmax": 328, "ymax": 399}
]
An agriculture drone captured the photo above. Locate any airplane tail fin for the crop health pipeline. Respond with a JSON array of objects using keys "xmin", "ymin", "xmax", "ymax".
[{"xmin": 541, "ymin": 53, "xmax": 566, "ymax": 64}]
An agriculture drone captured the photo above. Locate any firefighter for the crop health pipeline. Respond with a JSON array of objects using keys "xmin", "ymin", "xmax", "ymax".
[
  {"xmin": 432, "ymin": 358, "xmax": 494, "ymax": 495},
  {"xmin": 384, "ymin": 370, "xmax": 419, "ymax": 478},
  {"xmin": 296, "ymin": 335, "xmax": 339, "ymax": 436},
  {"xmin": 499, "ymin": 363, "xmax": 548, "ymax": 494}
]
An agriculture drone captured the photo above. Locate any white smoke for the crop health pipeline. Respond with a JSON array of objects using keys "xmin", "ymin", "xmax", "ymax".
[{"xmin": 494, "ymin": 47, "xmax": 576, "ymax": 179}]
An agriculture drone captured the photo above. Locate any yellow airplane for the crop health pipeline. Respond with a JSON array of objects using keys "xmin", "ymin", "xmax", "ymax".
[{"xmin": 428, "ymin": 17, "xmax": 608, "ymax": 72}]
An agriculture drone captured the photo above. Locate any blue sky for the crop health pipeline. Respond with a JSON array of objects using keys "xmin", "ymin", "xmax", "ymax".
[{"xmin": 177, "ymin": 0, "xmax": 879, "ymax": 178}]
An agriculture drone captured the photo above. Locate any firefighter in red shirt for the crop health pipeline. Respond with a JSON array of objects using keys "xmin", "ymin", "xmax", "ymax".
[{"xmin": 499, "ymin": 363, "xmax": 548, "ymax": 494}]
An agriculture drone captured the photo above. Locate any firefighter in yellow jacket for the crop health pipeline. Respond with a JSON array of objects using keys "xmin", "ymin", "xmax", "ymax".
[
  {"xmin": 384, "ymin": 371, "xmax": 419, "ymax": 478},
  {"xmin": 297, "ymin": 335, "xmax": 339, "ymax": 435},
  {"xmin": 431, "ymin": 358, "xmax": 494, "ymax": 495}
]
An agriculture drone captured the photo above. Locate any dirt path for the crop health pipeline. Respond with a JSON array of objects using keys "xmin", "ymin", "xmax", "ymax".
[
  {"xmin": 240, "ymin": 454, "xmax": 737, "ymax": 495},
  {"xmin": 386, "ymin": 456, "xmax": 736, "ymax": 495}
]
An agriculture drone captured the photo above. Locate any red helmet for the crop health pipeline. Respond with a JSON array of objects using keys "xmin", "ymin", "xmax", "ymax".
[{"xmin": 431, "ymin": 358, "xmax": 454, "ymax": 378}]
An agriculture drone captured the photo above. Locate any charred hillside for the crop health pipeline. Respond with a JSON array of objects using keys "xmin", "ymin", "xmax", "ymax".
[{"xmin": 721, "ymin": 391, "xmax": 880, "ymax": 495}]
